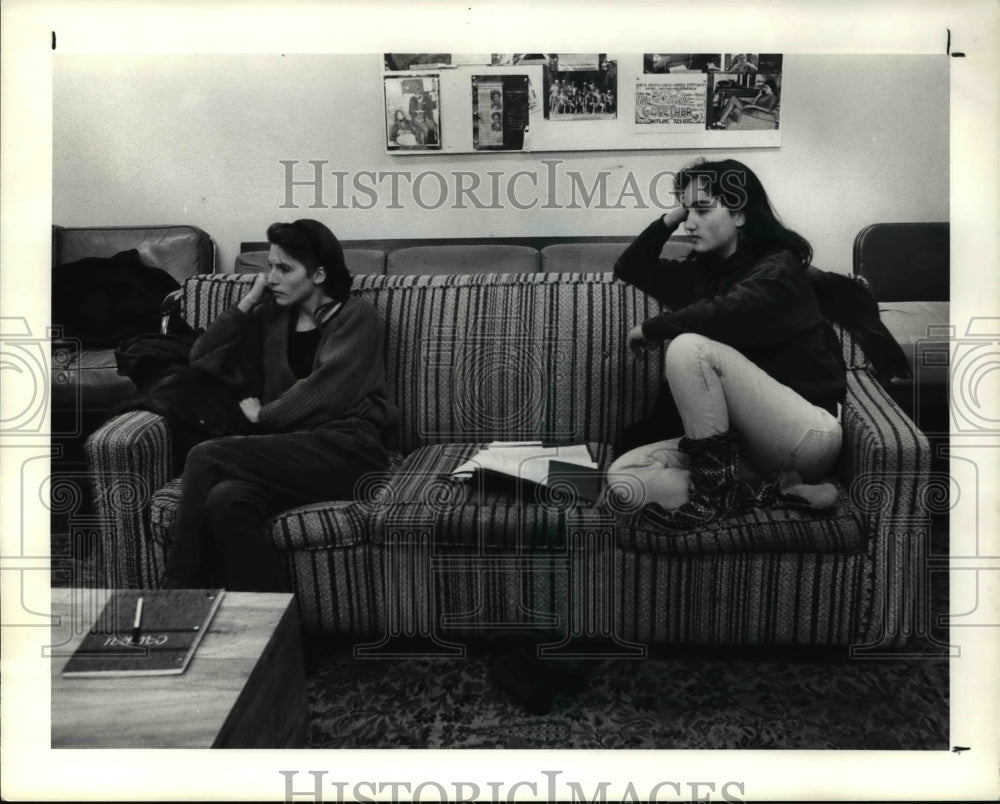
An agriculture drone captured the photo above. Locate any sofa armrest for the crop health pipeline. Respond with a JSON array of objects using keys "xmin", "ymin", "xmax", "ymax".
[
  {"xmin": 159, "ymin": 288, "xmax": 184, "ymax": 334},
  {"xmin": 841, "ymin": 368, "xmax": 933, "ymax": 647},
  {"xmin": 842, "ymin": 368, "xmax": 931, "ymax": 523},
  {"xmin": 85, "ymin": 410, "xmax": 176, "ymax": 588}
]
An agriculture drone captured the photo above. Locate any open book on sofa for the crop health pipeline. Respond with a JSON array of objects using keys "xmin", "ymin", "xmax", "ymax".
[{"xmin": 449, "ymin": 442, "xmax": 605, "ymax": 502}]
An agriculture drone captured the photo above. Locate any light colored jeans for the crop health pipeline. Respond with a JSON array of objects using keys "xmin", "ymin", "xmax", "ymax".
[{"xmin": 609, "ymin": 333, "xmax": 842, "ymax": 510}]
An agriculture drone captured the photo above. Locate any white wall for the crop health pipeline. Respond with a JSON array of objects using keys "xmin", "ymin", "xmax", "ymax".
[{"xmin": 53, "ymin": 53, "xmax": 948, "ymax": 274}]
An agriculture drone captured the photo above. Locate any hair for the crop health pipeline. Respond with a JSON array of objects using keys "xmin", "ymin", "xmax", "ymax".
[
  {"xmin": 266, "ymin": 219, "xmax": 353, "ymax": 304},
  {"xmin": 675, "ymin": 158, "xmax": 812, "ymax": 266},
  {"xmin": 762, "ymin": 79, "xmax": 778, "ymax": 94}
]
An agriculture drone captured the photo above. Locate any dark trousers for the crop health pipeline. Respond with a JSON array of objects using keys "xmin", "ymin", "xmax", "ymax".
[{"xmin": 164, "ymin": 429, "xmax": 387, "ymax": 591}]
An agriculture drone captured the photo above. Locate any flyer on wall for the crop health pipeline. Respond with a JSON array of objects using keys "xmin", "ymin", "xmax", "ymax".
[
  {"xmin": 634, "ymin": 74, "xmax": 711, "ymax": 130},
  {"xmin": 384, "ymin": 74, "xmax": 442, "ymax": 151}
]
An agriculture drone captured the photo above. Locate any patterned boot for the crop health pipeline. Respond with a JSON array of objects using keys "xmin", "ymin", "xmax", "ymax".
[{"xmin": 640, "ymin": 429, "xmax": 742, "ymax": 531}]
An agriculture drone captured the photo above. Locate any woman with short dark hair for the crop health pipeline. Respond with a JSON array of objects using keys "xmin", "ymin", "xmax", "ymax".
[{"xmin": 162, "ymin": 218, "xmax": 397, "ymax": 590}]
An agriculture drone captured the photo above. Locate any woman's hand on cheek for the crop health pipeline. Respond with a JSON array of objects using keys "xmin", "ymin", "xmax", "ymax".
[
  {"xmin": 662, "ymin": 206, "xmax": 689, "ymax": 229},
  {"xmin": 240, "ymin": 397, "xmax": 263, "ymax": 423},
  {"xmin": 239, "ymin": 273, "xmax": 271, "ymax": 313}
]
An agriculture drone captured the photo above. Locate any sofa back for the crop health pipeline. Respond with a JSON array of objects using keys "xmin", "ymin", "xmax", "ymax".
[
  {"xmin": 235, "ymin": 248, "xmax": 387, "ymax": 276},
  {"xmin": 53, "ymin": 225, "xmax": 216, "ymax": 285},
  {"xmin": 540, "ymin": 241, "xmax": 692, "ymax": 273},
  {"xmin": 181, "ymin": 272, "xmax": 865, "ymax": 453},
  {"xmin": 234, "ymin": 238, "xmax": 693, "ymax": 276},
  {"xmin": 182, "ymin": 272, "xmax": 668, "ymax": 450},
  {"xmin": 387, "ymin": 244, "xmax": 539, "ymax": 275}
]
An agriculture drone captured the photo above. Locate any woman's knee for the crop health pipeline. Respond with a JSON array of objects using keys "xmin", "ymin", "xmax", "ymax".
[
  {"xmin": 204, "ymin": 480, "xmax": 265, "ymax": 526},
  {"xmin": 664, "ymin": 332, "xmax": 711, "ymax": 375},
  {"xmin": 183, "ymin": 436, "xmax": 245, "ymax": 473}
]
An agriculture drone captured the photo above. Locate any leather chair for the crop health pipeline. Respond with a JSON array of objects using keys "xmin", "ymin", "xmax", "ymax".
[
  {"xmin": 852, "ymin": 222, "xmax": 949, "ymax": 432},
  {"xmin": 51, "ymin": 225, "xmax": 216, "ymax": 538}
]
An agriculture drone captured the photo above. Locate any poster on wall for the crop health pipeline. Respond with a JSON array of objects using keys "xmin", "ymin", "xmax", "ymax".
[
  {"xmin": 384, "ymin": 74, "xmax": 442, "ymax": 150},
  {"xmin": 543, "ymin": 54, "xmax": 617, "ymax": 120},
  {"xmin": 472, "ymin": 75, "xmax": 530, "ymax": 150},
  {"xmin": 634, "ymin": 74, "xmax": 710, "ymax": 129},
  {"xmin": 708, "ymin": 54, "xmax": 783, "ymax": 130}
]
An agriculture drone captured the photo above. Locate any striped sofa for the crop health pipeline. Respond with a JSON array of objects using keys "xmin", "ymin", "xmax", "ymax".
[{"xmin": 86, "ymin": 270, "xmax": 933, "ymax": 649}]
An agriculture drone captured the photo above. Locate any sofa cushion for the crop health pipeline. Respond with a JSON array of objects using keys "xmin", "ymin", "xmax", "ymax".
[
  {"xmin": 386, "ymin": 244, "xmax": 538, "ymax": 275},
  {"xmin": 616, "ymin": 486, "xmax": 863, "ymax": 555},
  {"xmin": 234, "ymin": 248, "xmax": 386, "ymax": 276},
  {"xmin": 367, "ymin": 443, "xmax": 863, "ymax": 555},
  {"xmin": 877, "ymin": 301, "xmax": 950, "ymax": 386},
  {"xmin": 540, "ymin": 239, "xmax": 693, "ymax": 273},
  {"xmin": 149, "ymin": 477, "xmax": 372, "ymax": 551},
  {"xmin": 366, "ymin": 442, "xmax": 615, "ymax": 551}
]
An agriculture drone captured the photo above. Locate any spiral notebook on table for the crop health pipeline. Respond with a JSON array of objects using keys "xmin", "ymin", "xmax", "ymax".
[{"xmin": 61, "ymin": 588, "xmax": 225, "ymax": 678}]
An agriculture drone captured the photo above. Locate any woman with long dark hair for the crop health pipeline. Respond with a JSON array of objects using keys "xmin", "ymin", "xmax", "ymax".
[
  {"xmin": 162, "ymin": 219, "xmax": 397, "ymax": 590},
  {"xmin": 611, "ymin": 158, "xmax": 846, "ymax": 529}
]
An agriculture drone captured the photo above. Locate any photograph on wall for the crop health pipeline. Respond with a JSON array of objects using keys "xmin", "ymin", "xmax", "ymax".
[
  {"xmin": 384, "ymin": 74, "xmax": 441, "ymax": 150},
  {"xmin": 472, "ymin": 74, "xmax": 530, "ymax": 150},
  {"xmin": 722, "ymin": 52, "xmax": 783, "ymax": 74},
  {"xmin": 643, "ymin": 53, "xmax": 722, "ymax": 73},
  {"xmin": 543, "ymin": 53, "xmax": 617, "ymax": 120},
  {"xmin": 708, "ymin": 70, "xmax": 782, "ymax": 130},
  {"xmin": 384, "ymin": 53, "xmax": 452, "ymax": 71},
  {"xmin": 491, "ymin": 53, "xmax": 555, "ymax": 67},
  {"xmin": 634, "ymin": 73, "xmax": 710, "ymax": 129}
]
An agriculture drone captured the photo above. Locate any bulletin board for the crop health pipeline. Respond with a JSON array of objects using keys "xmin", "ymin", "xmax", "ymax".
[{"xmin": 382, "ymin": 53, "xmax": 783, "ymax": 155}]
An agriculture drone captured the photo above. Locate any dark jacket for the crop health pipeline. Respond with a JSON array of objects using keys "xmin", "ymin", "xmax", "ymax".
[
  {"xmin": 52, "ymin": 250, "xmax": 180, "ymax": 347},
  {"xmin": 614, "ymin": 216, "xmax": 847, "ymax": 415}
]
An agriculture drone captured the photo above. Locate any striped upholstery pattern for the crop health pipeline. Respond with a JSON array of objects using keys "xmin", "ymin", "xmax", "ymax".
[
  {"xmin": 349, "ymin": 272, "xmax": 668, "ymax": 452},
  {"xmin": 367, "ymin": 443, "xmax": 613, "ymax": 551},
  {"xmin": 85, "ymin": 270, "xmax": 931, "ymax": 646},
  {"xmin": 151, "ymin": 478, "xmax": 372, "ymax": 551},
  {"xmin": 617, "ymin": 489, "xmax": 862, "ymax": 555},
  {"xmin": 85, "ymin": 409, "xmax": 175, "ymax": 589},
  {"xmin": 372, "ymin": 443, "xmax": 862, "ymax": 555}
]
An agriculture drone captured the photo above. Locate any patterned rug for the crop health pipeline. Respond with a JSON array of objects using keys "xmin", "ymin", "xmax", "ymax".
[{"xmin": 302, "ymin": 639, "xmax": 949, "ymax": 750}]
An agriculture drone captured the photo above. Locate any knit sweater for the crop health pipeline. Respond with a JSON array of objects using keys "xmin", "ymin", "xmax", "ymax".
[
  {"xmin": 614, "ymin": 216, "xmax": 846, "ymax": 414},
  {"xmin": 189, "ymin": 295, "xmax": 398, "ymax": 441}
]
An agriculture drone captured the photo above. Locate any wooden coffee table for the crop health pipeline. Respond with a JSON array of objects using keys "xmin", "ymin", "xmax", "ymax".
[{"xmin": 50, "ymin": 588, "xmax": 308, "ymax": 748}]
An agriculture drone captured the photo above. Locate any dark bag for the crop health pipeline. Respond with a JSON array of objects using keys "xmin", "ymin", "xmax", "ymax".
[
  {"xmin": 114, "ymin": 333, "xmax": 253, "ymax": 472},
  {"xmin": 115, "ymin": 331, "xmax": 197, "ymax": 390},
  {"xmin": 808, "ymin": 267, "xmax": 911, "ymax": 383}
]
